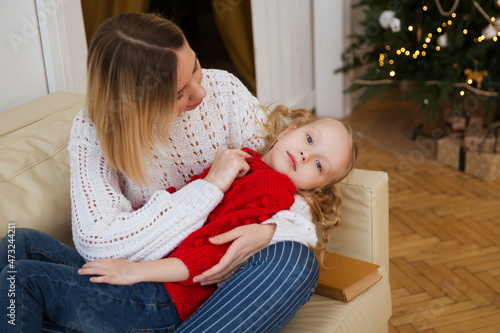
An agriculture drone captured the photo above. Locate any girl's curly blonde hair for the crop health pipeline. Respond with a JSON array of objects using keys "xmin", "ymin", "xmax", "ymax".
[{"xmin": 256, "ymin": 105, "xmax": 358, "ymax": 252}]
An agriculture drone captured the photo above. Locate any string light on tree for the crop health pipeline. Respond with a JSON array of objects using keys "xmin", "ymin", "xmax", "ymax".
[
  {"xmin": 338, "ymin": 0, "xmax": 500, "ymax": 116},
  {"xmin": 473, "ymin": 1, "xmax": 500, "ymax": 41}
]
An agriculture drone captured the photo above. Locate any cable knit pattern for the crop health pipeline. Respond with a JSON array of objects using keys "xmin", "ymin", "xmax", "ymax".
[
  {"xmin": 165, "ymin": 148, "xmax": 297, "ymax": 321},
  {"xmin": 69, "ymin": 69, "xmax": 317, "ymax": 262}
]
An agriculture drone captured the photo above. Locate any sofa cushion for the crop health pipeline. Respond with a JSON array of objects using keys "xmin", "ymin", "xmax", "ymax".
[{"xmin": 0, "ymin": 92, "xmax": 85, "ymax": 244}]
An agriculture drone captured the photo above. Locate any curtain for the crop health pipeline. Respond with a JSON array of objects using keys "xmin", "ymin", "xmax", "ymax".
[
  {"xmin": 81, "ymin": 0, "xmax": 256, "ymax": 92},
  {"xmin": 81, "ymin": 0, "xmax": 151, "ymax": 45},
  {"xmin": 211, "ymin": 0, "xmax": 256, "ymax": 92}
]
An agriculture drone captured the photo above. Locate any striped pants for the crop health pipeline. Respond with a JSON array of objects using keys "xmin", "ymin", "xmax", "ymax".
[
  {"xmin": 176, "ymin": 241, "xmax": 319, "ymax": 333},
  {"xmin": 1, "ymin": 229, "xmax": 318, "ymax": 333}
]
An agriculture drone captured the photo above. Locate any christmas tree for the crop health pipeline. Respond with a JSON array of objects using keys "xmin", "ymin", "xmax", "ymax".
[{"xmin": 340, "ymin": 0, "xmax": 500, "ymax": 124}]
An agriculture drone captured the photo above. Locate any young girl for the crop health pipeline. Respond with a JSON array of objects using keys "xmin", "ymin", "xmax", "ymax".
[{"xmin": 78, "ymin": 105, "xmax": 358, "ymax": 323}]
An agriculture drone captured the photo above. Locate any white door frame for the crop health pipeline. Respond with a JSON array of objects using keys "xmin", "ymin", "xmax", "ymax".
[
  {"xmin": 251, "ymin": 0, "xmax": 357, "ymax": 118},
  {"xmin": 36, "ymin": 0, "xmax": 87, "ymax": 95},
  {"xmin": 251, "ymin": 0, "xmax": 314, "ymax": 111},
  {"xmin": 313, "ymin": 0, "xmax": 354, "ymax": 119}
]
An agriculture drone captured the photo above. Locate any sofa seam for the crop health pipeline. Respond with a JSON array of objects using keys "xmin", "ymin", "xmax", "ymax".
[
  {"xmin": 0, "ymin": 93, "xmax": 84, "ymax": 136},
  {"xmin": 0, "ymin": 144, "xmax": 69, "ymax": 183},
  {"xmin": 340, "ymin": 170, "xmax": 387, "ymax": 188}
]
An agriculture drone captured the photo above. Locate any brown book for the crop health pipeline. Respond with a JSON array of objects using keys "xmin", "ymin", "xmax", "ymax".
[{"xmin": 312, "ymin": 249, "xmax": 382, "ymax": 302}]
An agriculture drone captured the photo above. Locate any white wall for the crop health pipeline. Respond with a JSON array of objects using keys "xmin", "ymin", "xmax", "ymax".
[
  {"xmin": 0, "ymin": 0, "xmax": 87, "ymax": 114},
  {"xmin": 0, "ymin": 1, "xmax": 49, "ymax": 113},
  {"xmin": 251, "ymin": 0, "xmax": 314, "ymax": 111}
]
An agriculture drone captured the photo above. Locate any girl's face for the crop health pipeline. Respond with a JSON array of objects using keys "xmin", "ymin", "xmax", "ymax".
[
  {"xmin": 175, "ymin": 43, "xmax": 206, "ymax": 113},
  {"xmin": 261, "ymin": 118, "xmax": 351, "ymax": 191}
]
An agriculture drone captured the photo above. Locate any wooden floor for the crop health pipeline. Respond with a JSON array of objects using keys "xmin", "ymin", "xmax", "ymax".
[{"xmin": 345, "ymin": 104, "xmax": 500, "ymax": 332}]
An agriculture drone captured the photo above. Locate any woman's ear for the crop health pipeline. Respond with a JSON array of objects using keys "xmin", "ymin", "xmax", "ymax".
[{"xmin": 277, "ymin": 125, "xmax": 297, "ymax": 140}]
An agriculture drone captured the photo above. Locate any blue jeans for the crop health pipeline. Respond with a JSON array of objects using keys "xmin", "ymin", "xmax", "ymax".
[
  {"xmin": 0, "ymin": 228, "xmax": 181, "ymax": 333},
  {"xmin": 1, "ymin": 229, "xmax": 318, "ymax": 332}
]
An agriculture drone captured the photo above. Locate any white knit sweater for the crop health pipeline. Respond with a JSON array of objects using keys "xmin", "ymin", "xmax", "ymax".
[{"xmin": 69, "ymin": 69, "xmax": 317, "ymax": 262}]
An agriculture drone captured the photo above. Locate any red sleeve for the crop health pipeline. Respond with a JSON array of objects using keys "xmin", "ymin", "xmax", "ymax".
[{"xmin": 168, "ymin": 242, "xmax": 230, "ymax": 285}]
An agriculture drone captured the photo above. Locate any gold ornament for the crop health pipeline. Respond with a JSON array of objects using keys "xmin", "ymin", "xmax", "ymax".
[{"xmin": 464, "ymin": 68, "xmax": 488, "ymax": 88}]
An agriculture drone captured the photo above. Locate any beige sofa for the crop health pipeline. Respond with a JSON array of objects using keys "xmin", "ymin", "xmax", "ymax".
[{"xmin": 0, "ymin": 93, "xmax": 392, "ymax": 332}]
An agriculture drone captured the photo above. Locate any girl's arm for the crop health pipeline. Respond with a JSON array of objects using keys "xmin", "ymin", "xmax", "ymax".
[
  {"xmin": 78, "ymin": 257, "xmax": 189, "ymax": 285},
  {"xmin": 262, "ymin": 195, "xmax": 318, "ymax": 246}
]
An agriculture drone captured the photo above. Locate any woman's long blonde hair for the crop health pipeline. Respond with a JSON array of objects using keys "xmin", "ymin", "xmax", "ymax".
[
  {"xmin": 86, "ymin": 13, "xmax": 185, "ymax": 186},
  {"xmin": 257, "ymin": 105, "xmax": 358, "ymax": 252}
]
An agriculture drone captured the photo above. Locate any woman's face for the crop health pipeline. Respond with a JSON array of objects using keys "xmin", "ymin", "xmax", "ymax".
[{"xmin": 175, "ymin": 43, "xmax": 206, "ymax": 113}]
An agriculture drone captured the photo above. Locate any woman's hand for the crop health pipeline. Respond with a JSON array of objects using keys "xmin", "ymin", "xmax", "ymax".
[
  {"xmin": 192, "ymin": 224, "xmax": 277, "ymax": 286},
  {"xmin": 78, "ymin": 258, "xmax": 140, "ymax": 285},
  {"xmin": 204, "ymin": 149, "xmax": 251, "ymax": 193}
]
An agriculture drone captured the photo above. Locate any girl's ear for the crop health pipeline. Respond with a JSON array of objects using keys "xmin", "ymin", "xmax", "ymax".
[{"xmin": 277, "ymin": 125, "xmax": 297, "ymax": 140}]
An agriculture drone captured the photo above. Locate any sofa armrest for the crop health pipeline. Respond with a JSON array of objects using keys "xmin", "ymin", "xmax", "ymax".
[
  {"xmin": 325, "ymin": 169, "xmax": 389, "ymax": 270},
  {"xmin": 0, "ymin": 93, "xmax": 85, "ymax": 244},
  {"xmin": 283, "ymin": 169, "xmax": 391, "ymax": 333}
]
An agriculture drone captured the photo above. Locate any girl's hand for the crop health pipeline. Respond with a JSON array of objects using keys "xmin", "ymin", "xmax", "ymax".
[
  {"xmin": 192, "ymin": 224, "xmax": 277, "ymax": 286},
  {"xmin": 204, "ymin": 149, "xmax": 251, "ymax": 193},
  {"xmin": 78, "ymin": 258, "xmax": 140, "ymax": 285}
]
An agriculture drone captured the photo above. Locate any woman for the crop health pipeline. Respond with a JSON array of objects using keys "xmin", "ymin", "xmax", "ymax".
[{"xmin": 0, "ymin": 13, "xmax": 318, "ymax": 332}]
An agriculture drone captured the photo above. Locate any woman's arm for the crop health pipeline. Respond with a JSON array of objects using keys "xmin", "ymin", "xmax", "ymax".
[
  {"xmin": 192, "ymin": 223, "xmax": 276, "ymax": 285},
  {"xmin": 78, "ymin": 257, "xmax": 189, "ymax": 285},
  {"xmin": 69, "ymin": 111, "xmax": 224, "ymax": 262},
  {"xmin": 193, "ymin": 197, "xmax": 317, "ymax": 285}
]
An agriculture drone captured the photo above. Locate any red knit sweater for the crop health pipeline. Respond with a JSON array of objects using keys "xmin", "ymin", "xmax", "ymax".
[{"xmin": 163, "ymin": 148, "xmax": 296, "ymax": 321}]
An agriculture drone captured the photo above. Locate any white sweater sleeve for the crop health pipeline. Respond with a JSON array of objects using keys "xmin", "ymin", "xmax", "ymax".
[
  {"xmin": 261, "ymin": 195, "xmax": 318, "ymax": 247},
  {"xmin": 69, "ymin": 112, "xmax": 223, "ymax": 262}
]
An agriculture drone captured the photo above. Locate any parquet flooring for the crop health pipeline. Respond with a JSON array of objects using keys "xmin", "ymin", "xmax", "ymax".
[{"xmin": 345, "ymin": 102, "xmax": 500, "ymax": 333}]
